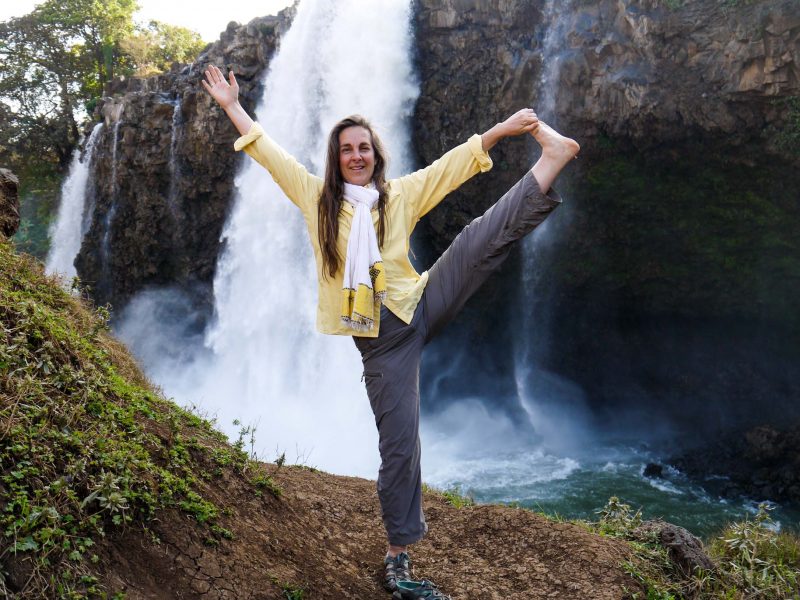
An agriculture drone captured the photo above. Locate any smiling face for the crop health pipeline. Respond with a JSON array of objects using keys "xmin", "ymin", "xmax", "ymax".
[{"xmin": 338, "ymin": 126, "xmax": 376, "ymax": 186}]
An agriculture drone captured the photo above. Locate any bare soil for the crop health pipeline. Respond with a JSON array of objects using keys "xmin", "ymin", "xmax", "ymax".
[{"xmin": 99, "ymin": 461, "xmax": 639, "ymax": 599}]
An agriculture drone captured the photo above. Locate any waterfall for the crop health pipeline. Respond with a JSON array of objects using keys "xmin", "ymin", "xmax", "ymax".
[
  {"xmin": 536, "ymin": 0, "xmax": 574, "ymax": 126},
  {"xmin": 167, "ymin": 98, "xmax": 182, "ymax": 216},
  {"xmin": 122, "ymin": 0, "xmax": 419, "ymax": 477},
  {"xmin": 46, "ymin": 123, "xmax": 104, "ymax": 279},
  {"xmin": 513, "ymin": 0, "xmax": 590, "ymax": 449},
  {"xmin": 100, "ymin": 121, "xmax": 122, "ymax": 287}
]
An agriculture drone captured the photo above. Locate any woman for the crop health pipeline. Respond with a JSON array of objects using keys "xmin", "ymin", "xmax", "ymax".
[{"xmin": 202, "ymin": 64, "xmax": 578, "ymax": 598}]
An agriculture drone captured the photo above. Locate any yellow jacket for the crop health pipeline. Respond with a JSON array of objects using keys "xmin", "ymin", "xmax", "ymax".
[{"xmin": 234, "ymin": 122, "xmax": 492, "ymax": 337}]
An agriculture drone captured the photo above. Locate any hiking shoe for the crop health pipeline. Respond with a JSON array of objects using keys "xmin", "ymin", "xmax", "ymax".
[
  {"xmin": 395, "ymin": 579, "xmax": 451, "ymax": 599},
  {"xmin": 383, "ymin": 552, "xmax": 411, "ymax": 591}
]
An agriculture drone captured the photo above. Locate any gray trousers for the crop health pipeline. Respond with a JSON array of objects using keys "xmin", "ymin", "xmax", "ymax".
[{"xmin": 353, "ymin": 172, "xmax": 561, "ymax": 546}]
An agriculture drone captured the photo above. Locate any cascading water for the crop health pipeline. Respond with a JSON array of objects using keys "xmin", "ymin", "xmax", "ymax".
[
  {"xmin": 46, "ymin": 123, "xmax": 103, "ymax": 279},
  {"xmin": 167, "ymin": 98, "xmax": 182, "ymax": 216},
  {"xmin": 100, "ymin": 120, "xmax": 122, "ymax": 285},
  {"xmin": 513, "ymin": 0, "xmax": 588, "ymax": 446},
  {"xmin": 120, "ymin": 0, "xmax": 418, "ymax": 477}
]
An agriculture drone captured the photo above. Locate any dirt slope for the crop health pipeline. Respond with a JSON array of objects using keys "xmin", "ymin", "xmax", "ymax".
[{"xmin": 100, "ymin": 463, "xmax": 637, "ymax": 599}]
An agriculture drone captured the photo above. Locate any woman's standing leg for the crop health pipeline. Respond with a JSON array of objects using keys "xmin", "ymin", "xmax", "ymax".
[{"xmin": 354, "ymin": 308, "xmax": 427, "ymax": 589}]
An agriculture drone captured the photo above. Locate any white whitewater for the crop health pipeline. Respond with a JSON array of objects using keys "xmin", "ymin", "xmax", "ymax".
[
  {"xmin": 126, "ymin": 0, "xmax": 419, "ymax": 477},
  {"xmin": 46, "ymin": 124, "xmax": 103, "ymax": 278}
]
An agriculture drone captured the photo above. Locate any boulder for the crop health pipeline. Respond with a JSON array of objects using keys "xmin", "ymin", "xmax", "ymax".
[{"xmin": 638, "ymin": 520, "xmax": 716, "ymax": 575}]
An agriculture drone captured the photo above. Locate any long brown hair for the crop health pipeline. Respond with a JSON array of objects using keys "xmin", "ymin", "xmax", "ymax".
[{"xmin": 318, "ymin": 115, "xmax": 389, "ymax": 279}]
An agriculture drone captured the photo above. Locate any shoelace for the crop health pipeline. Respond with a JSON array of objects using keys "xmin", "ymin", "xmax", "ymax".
[{"xmin": 394, "ymin": 552, "xmax": 411, "ymax": 580}]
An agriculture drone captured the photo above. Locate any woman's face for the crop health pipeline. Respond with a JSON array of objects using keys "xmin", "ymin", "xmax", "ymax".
[{"xmin": 338, "ymin": 126, "xmax": 375, "ymax": 186}]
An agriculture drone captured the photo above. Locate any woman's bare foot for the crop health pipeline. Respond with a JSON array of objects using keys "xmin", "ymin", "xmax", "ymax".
[
  {"xmin": 533, "ymin": 121, "xmax": 580, "ymax": 163},
  {"xmin": 529, "ymin": 121, "xmax": 580, "ymax": 194}
]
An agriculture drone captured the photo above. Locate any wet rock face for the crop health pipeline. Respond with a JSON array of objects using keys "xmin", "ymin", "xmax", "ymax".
[
  {"xmin": 75, "ymin": 9, "xmax": 295, "ymax": 310},
  {"xmin": 555, "ymin": 0, "xmax": 799, "ymax": 148},
  {"xmin": 411, "ymin": 0, "xmax": 546, "ymax": 254},
  {"xmin": 412, "ymin": 0, "xmax": 799, "ymax": 246},
  {"xmin": 0, "ymin": 169, "xmax": 20, "ymax": 238},
  {"xmin": 411, "ymin": 0, "xmax": 800, "ymax": 426}
]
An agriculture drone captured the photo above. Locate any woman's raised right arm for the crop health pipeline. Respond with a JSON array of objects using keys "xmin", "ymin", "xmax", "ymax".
[
  {"xmin": 201, "ymin": 65, "xmax": 322, "ymax": 209},
  {"xmin": 202, "ymin": 65, "xmax": 253, "ymax": 135}
]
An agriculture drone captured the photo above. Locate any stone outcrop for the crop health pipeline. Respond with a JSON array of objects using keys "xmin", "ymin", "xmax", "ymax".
[
  {"xmin": 637, "ymin": 520, "xmax": 716, "ymax": 575},
  {"xmin": 670, "ymin": 423, "xmax": 800, "ymax": 504},
  {"xmin": 0, "ymin": 169, "xmax": 20, "ymax": 238},
  {"xmin": 75, "ymin": 8, "xmax": 295, "ymax": 309}
]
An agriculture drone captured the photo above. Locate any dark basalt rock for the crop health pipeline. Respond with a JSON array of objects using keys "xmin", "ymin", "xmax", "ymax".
[
  {"xmin": 0, "ymin": 169, "xmax": 20, "ymax": 238},
  {"xmin": 643, "ymin": 463, "xmax": 664, "ymax": 479},
  {"xmin": 74, "ymin": 7, "xmax": 296, "ymax": 311},
  {"xmin": 669, "ymin": 423, "xmax": 800, "ymax": 505},
  {"xmin": 638, "ymin": 520, "xmax": 717, "ymax": 575}
]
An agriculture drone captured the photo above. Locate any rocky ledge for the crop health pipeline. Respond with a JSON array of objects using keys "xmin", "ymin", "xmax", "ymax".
[{"xmin": 669, "ymin": 423, "xmax": 800, "ymax": 505}]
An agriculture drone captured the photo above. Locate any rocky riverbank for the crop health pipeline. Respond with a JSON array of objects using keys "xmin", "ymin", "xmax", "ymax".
[{"xmin": 669, "ymin": 423, "xmax": 800, "ymax": 505}]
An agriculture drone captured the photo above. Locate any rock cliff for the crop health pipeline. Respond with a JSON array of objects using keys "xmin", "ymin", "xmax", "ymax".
[
  {"xmin": 410, "ymin": 0, "xmax": 800, "ymax": 433},
  {"xmin": 74, "ymin": 8, "xmax": 295, "ymax": 309},
  {"xmin": 411, "ymin": 0, "xmax": 799, "ymax": 247}
]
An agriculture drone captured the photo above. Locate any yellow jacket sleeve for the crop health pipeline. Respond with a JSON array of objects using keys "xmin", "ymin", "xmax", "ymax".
[
  {"xmin": 233, "ymin": 122, "xmax": 322, "ymax": 214},
  {"xmin": 391, "ymin": 133, "xmax": 493, "ymax": 221}
]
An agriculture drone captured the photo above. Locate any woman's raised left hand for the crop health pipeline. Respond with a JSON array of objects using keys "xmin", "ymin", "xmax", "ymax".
[{"xmin": 498, "ymin": 108, "xmax": 540, "ymax": 137}]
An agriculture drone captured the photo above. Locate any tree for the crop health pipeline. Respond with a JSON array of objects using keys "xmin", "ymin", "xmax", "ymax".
[
  {"xmin": 0, "ymin": 0, "xmax": 139, "ymax": 174},
  {"xmin": 0, "ymin": 0, "xmax": 205, "ymax": 257},
  {"xmin": 121, "ymin": 20, "xmax": 207, "ymax": 77}
]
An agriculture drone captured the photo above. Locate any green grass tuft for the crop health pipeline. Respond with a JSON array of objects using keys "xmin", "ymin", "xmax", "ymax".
[{"xmin": 0, "ymin": 242, "xmax": 239, "ymax": 598}]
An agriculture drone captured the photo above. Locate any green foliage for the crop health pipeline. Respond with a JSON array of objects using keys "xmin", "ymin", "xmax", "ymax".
[
  {"xmin": 595, "ymin": 495, "xmax": 643, "ymax": 537},
  {"xmin": 701, "ymin": 504, "xmax": 800, "ymax": 598},
  {"xmin": 252, "ymin": 473, "xmax": 283, "ymax": 499},
  {"xmin": 562, "ymin": 145, "xmax": 800, "ymax": 331},
  {"xmin": 584, "ymin": 498, "xmax": 800, "ymax": 600},
  {"xmin": 12, "ymin": 169, "xmax": 62, "ymax": 259},
  {"xmin": 0, "ymin": 1, "xmax": 205, "ymax": 254},
  {"xmin": 121, "ymin": 20, "xmax": 207, "ymax": 77},
  {"xmin": 0, "ymin": 242, "xmax": 235, "ymax": 598},
  {"xmin": 281, "ymin": 582, "xmax": 305, "ymax": 599},
  {"xmin": 422, "ymin": 484, "xmax": 475, "ymax": 508},
  {"xmin": 773, "ymin": 96, "xmax": 800, "ymax": 157}
]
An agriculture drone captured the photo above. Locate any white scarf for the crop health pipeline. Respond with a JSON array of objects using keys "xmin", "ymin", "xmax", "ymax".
[{"xmin": 341, "ymin": 182, "xmax": 386, "ymax": 331}]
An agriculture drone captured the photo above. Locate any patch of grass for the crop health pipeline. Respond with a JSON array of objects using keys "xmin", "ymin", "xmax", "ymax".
[
  {"xmin": 252, "ymin": 472, "xmax": 282, "ymax": 498},
  {"xmin": 281, "ymin": 582, "xmax": 305, "ymax": 600},
  {"xmin": 268, "ymin": 574, "xmax": 305, "ymax": 600},
  {"xmin": 422, "ymin": 483, "xmax": 475, "ymax": 508},
  {"xmin": 585, "ymin": 498, "xmax": 800, "ymax": 599},
  {"xmin": 0, "ymin": 241, "xmax": 235, "ymax": 598}
]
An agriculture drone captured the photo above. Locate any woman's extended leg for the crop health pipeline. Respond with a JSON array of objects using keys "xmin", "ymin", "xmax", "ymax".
[{"xmin": 422, "ymin": 121, "xmax": 578, "ymax": 340}]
